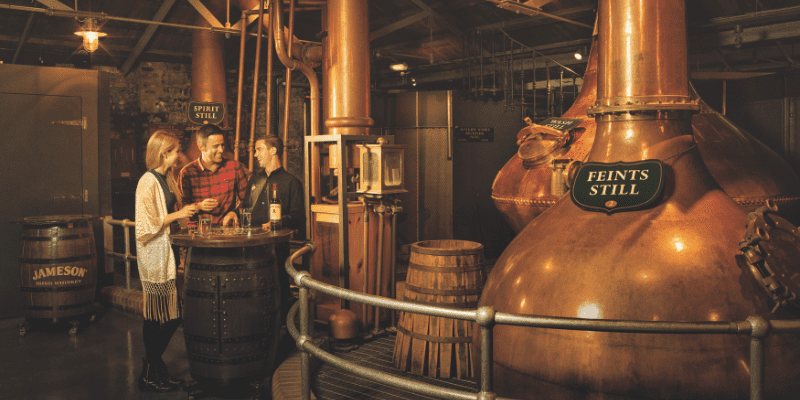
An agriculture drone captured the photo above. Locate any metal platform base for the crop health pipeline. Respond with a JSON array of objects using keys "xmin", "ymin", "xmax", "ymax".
[{"xmin": 272, "ymin": 332, "xmax": 478, "ymax": 400}]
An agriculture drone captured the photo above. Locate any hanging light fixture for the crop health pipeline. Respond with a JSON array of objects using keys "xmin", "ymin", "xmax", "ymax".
[
  {"xmin": 389, "ymin": 62, "xmax": 408, "ymax": 72},
  {"xmin": 74, "ymin": 18, "xmax": 106, "ymax": 53}
]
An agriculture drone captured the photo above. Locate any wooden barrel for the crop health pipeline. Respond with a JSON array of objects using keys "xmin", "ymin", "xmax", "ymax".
[
  {"xmin": 183, "ymin": 244, "xmax": 281, "ymax": 385},
  {"xmin": 393, "ymin": 240, "xmax": 485, "ymax": 379},
  {"xmin": 18, "ymin": 215, "xmax": 97, "ymax": 322}
]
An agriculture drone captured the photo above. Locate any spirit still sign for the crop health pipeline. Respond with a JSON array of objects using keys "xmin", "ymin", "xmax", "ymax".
[
  {"xmin": 188, "ymin": 101, "xmax": 225, "ymax": 125},
  {"xmin": 570, "ymin": 160, "xmax": 665, "ymax": 214}
]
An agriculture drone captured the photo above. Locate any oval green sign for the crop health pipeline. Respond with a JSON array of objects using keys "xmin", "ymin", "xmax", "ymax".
[{"xmin": 570, "ymin": 160, "xmax": 665, "ymax": 213}]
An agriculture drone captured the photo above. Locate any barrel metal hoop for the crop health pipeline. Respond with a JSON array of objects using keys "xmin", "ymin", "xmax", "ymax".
[
  {"xmin": 20, "ymin": 284, "xmax": 93, "ymax": 293},
  {"xmin": 24, "ymin": 301, "xmax": 92, "ymax": 311},
  {"xmin": 407, "ymin": 262, "xmax": 484, "ymax": 273},
  {"xmin": 397, "ymin": 325, "xmax": 473, "ymax": 343},
  {"xmin": 411, "ymin": 245, "xmax": 483, "ymax": 256},
  {"xmin": 404, "ymin": 283, "xmax": 484, "ymax": 296},
  {"xmin": 184, "ymin": 333, "xmax": 218, "ymax": 344},
  {"xmin": 402, "ymin": 295, "xmax": 479, "ymax": 309},
  {"xmin": 20, "ymin": 234, "xmax": 92, "ymax": 241},
  {"xmin": 187, "ymin": 352, "xmax": 268, "ymax": 365},
  {"xmin": 19, "ymin": 254, "xmax": 95, "ymax": 264},
  {"xmin": 185, "ymin": 289, "xmax": 215, "ymax": 299},
  {"xmin": 220, "ymin": 287, "xmax": 277, "ymax": 300},
  {"xmin": 187, "ymin": 262, "xmax": 269, "ymax": 272},
  {"xmin": 221, "ymin": 333, "xmax": 271, "ymax": 344}
]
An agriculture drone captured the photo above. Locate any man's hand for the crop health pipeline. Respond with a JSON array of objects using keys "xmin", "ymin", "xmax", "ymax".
[
  {"xmin": 222, "ymin": 211, "xmax": 238, "ymax": 226},
  {"xmin": 198, "ymin": 198, "xmax": 218, "ymax": 212},
  {"xmin": 261, "ymin": 222, "xmax": 271, "ymax": 232}
]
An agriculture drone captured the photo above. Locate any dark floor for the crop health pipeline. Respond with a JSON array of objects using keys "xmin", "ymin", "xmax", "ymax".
[
  {"xmin": 0, "ymin": 307, "xmax": 479, "ymax": 400},
  {"xmin": 0, "ymin": 308, "xmax": 295, "ymax": 400}
]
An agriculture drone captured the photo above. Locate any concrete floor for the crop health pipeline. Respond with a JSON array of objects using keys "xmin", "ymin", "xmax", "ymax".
[{"xmin": 0, "ymin": 308, "xmax": 294, "ymax": 400}]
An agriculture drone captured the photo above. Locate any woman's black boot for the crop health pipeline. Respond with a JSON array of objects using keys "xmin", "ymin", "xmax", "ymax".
[
  {"xmin": 137, "ymin": 358, "xmax": 179, "ymax": 392},
  {"xmin": 155, "ymin": 361, "xmax": 185, "ymax": 387}
]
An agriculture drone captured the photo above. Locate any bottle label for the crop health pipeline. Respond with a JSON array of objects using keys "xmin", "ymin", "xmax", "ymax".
[{"xmin": 270, "ymin": 204, "xmax": 281, "ymax": 222}]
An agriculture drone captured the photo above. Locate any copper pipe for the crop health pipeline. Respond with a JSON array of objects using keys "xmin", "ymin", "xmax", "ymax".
[
  {"xmin": 321, "ymin": 4, "xmax": 329, "ymax": 135},
  {"xmin": 592, "ymin": 0, "xmax": 693, "ymax": 111},
  {"xmin": 191, "ymin": 0, "xmax": 227, "ymax": 118},
  {"xmin": 234, "ymin": 10, "xmax": 247, "ymax": 162},
  {"xmin": 361, "ymin": 198, "xmax": 370, "ymax": 325},
  {"xmin": 247, "ymin": 0, "xmax": 265, "ymax": 172},
  {"xmin": 263, "ymin": 0, "xmax": 275, "ymax": 162},
  {"xmin": 282, "ymin": 0, "xmax": 296, "ymax": 167},
  {"xmin": 325, "ymin": 0, "xmax": 373, "ymax": 136},
  {"xmin": 373, "ymin": 201, "xmax": 385, "ymax": 333},
  {"xmin": 236, "ymin": 0, "xmax": 322, "ymax": 64},
  {"xmin": 272, "ymin": 0, "xmax": 320, "ymax": 204},
  {"xmin": 389, "ymin": 203, "xmax": 397, "ymax": 328}
]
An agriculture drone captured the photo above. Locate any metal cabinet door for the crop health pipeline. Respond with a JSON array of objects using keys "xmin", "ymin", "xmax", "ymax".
[{"xmin": 0, "ymin": 93, "xmax": 83, "ymax": 318}]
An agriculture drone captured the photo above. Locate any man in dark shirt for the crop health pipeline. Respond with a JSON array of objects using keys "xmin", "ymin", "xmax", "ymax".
[
  {"xmin": 179, "ymin": 124, "xmax": 249, "ymax": 226},
  {"xmin": 243, "ymin": 135, "xmax": 305, "ymax": 316}
]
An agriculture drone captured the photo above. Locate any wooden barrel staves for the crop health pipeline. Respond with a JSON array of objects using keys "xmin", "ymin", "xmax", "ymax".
[
  {"xmin": 393, "ymin": 240, "xmax": 485, "ymax": 379},
  {"xmin": 18, "ymin": 215, "xmax": 97, "ymax": 323}
]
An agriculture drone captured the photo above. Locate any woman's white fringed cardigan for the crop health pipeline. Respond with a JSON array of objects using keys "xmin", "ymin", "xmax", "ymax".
[{"xmin": 135, "ymin": 172, "xmax": 180, "ymax": 322}]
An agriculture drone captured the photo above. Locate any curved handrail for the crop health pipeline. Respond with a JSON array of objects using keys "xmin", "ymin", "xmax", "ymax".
[{"xmin": 285, "ymin": 242, "xmax": 800, "ymax": 400}]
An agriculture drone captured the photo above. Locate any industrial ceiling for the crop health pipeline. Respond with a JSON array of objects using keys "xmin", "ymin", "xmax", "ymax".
[{"xmin": 1, "ymin": 0, "xmax": 800, "ymax": 89}]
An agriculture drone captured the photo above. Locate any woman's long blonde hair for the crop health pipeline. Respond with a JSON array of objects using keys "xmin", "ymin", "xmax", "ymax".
[{"xmin": 145, "ymin": 131, "xmax": 182, "ymax": 204}]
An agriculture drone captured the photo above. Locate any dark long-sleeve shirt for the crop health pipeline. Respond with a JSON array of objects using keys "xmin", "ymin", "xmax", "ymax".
[{"xmin": 243, "ymin": 166, "xmax": 305, "ymax": 238}]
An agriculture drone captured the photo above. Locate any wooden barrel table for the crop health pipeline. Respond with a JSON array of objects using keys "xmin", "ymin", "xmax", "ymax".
[
  {"xmin": 393, "ymin": 240, "xmax": 485, "ymax": 379},
  {"xmin": 171, "ymin": 228, "xmax": 292, "ymax": 387},
  {"xmin": 18, "ymin": 215, "xmax": 97, "ymax": 329}
]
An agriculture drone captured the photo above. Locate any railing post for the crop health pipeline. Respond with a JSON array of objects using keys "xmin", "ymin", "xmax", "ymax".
[
  {"xmin": 296, "ymin": 271, "xmax": 312, "ymax": 400},
  {"xmin": 122, "ymin": 219, "xmax": 132, "ymax": 290},
  {"xmin": 477, "ymin": 306, "xmax": 497, "ymax": 400},
  {"xmin": 747, "ymin": 316, "xmax": 769, "ymax": 400}
]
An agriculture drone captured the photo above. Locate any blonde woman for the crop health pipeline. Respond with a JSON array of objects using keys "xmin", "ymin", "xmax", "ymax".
[{"xmin": 135, "ymin": 131, "xmax": 196, "ymax": 392}]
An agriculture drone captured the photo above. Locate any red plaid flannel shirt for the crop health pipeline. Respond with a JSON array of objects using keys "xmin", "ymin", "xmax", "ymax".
[{"xmin": 179, "ymin": 158, "xmax": 249, "ymax": 224}]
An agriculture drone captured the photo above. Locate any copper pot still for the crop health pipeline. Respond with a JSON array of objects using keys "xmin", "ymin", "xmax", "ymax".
[
  {"xmin": 492, "ymin": 27, "xmax": 800, "ymax": 233},
  {"xmin": 478, "ymin": 1, "xmax": 800, "ymax": 399}
]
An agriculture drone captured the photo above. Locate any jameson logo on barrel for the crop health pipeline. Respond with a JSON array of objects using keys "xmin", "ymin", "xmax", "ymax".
[
  {"xmin": 570, "ymin": 160, "xmax": 665, "ymax": 214},
  {"xmin": 188, "ymin": 101, "xmax": 225, "ymax": 125}
]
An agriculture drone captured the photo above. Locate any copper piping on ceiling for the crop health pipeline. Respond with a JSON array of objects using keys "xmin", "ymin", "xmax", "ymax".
[
  {"xmin": 272, "ymin": 0, "xmax": 321, "ymax": 204},
  {"xmin": 247, "ymin": 0, "xmax": 266, "ymax": 172},
  {"xmin": 236, "ymin": 0, "xmax": 321, "ymax": 64},
  {"xmin": 481, "ymin": 0, "xmax": 800, "ymax": 398},
  {"xmin": 282, "ymin": 0, "xmax": 297, "ymax": 168}
]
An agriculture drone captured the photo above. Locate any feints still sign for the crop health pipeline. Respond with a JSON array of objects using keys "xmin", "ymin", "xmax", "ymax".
[{"xmin": 570, "ymin": 160, "xmax": 665, "ymax": 213}]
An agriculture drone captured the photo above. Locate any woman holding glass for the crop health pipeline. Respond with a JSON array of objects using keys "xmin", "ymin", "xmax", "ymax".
[{"xmin": 134, "ymin": 131, "xmax": 197, "ymax": 392}]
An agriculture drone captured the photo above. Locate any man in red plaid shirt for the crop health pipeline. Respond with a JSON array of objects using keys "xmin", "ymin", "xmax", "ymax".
[{"xmin": 179, "ymin": 124, "xmax": 249, "ymax": 225}]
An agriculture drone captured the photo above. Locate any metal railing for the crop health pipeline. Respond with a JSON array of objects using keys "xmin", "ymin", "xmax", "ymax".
[
  {"xmin": 103, "ymin": 217, "xmax": 137, "ymax": 290},
  {"xmin": 285, "ymin": 242, "xmax": 800, "ymax": 400}
]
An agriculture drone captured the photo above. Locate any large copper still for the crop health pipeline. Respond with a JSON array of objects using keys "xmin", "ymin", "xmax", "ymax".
[
  {"xmin": 492, "ymin": 27, "xmax": 800, "ymax": 233},
  {"xmin": 479, "ymin": 1, "xmax": 800, "ymax": 399}
]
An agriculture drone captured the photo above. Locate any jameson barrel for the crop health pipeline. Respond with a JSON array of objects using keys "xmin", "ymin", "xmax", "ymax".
[
  {"xmin": 393, "ymin": 240, "xmax": 485, "ymax": 379},
  {"xmin": 171, "ymin": 228, "xmax": 292, "ymax": 385},
  {"xmin": 18, "ymin": 215, "xmax": 97, "ymax": 322}
]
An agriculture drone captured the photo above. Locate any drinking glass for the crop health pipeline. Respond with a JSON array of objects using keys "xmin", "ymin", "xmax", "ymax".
[
  {"xmin": 199, "ymin": 214, "xmax": 212, "ymax": 235},
  {"xmin": 240, "ymin": 208, "xmax": 251, "ymax": 230}
]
